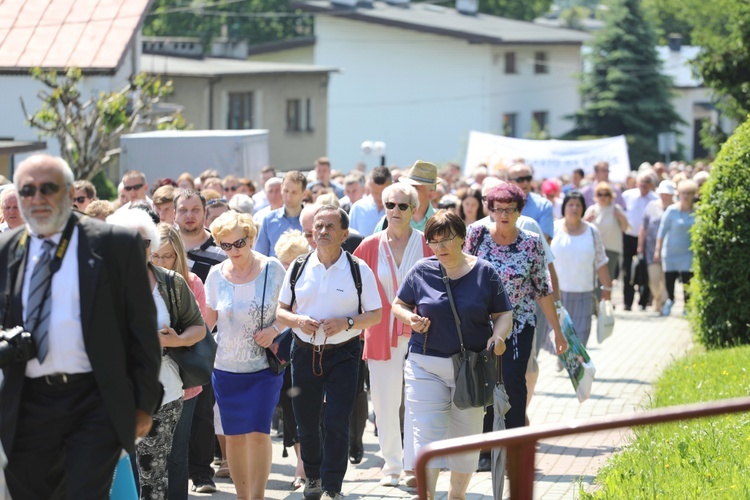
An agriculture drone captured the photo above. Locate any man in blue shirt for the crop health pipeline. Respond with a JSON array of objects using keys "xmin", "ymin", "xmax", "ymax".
[
  {"xmin": 308, "ymin": 157, "xmax": 344, "ymax": 199},
  {"xmin": 508, "ymin": 163, "xmax": 553, "ymax": 241},
  {"xmin": 255, "ymin": 171, "xmax": 306, "ymax": 257},
  {"xmin": 349, "ymin": 166, "xmax": 392, "ymax": 237}
]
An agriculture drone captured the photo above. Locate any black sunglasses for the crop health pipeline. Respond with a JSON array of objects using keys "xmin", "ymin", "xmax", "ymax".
[
  {"xmin": 219, "ymin": 236, "xmax": 248, "ymax": 251},
  {"xmin": 511, "ymin": 175, "xmax": 533, "ymax": 183},
  {"xmin": 207, "ymin": 197, "xmax": 228, "ymax": 207},
  {"xmin": 224, "ymin": 186, "xmax": 238, "ymax": 192},
  {"xmin": 18, "ymin": 182, "xmax": 63, "ymax": 198},
  {"xmin": 73, "ymin": 196, "xmax": 88, "ymax": 204},
  {"xmin": 124, "ymin": 183, "xmax": 144, "ymax": 192},
  {"xmin": 385, "ymin": 202, "xmax": 411, "ymax": 211}
]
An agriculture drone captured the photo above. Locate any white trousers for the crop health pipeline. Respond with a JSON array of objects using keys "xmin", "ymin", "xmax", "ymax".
[
  {"xmin": 368, "ymin": 336, "xmax": 412, "ymax": 475},
  {"xmin": 405, "ymin": 352, "xmax": 484, "ymax": 473}
]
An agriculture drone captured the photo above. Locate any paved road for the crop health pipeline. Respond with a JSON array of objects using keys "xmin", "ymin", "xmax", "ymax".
[{"xmin": 191, "ymin": 294, "xmax": 693, "ymax": 499}]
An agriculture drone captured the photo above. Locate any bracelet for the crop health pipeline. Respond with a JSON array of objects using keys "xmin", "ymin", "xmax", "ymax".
[
  {"xmin": 271, "ymin": 323, "xmax": 280, "ymax": 334},
  {"xmin": 600, "ymin": 286, "xmax": 612, "ymax": 291}
]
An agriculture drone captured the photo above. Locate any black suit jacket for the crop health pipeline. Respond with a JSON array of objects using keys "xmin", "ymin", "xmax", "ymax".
[{"xmin": 0, "ymin": 213, "xmax": 162, "ymax": 454}]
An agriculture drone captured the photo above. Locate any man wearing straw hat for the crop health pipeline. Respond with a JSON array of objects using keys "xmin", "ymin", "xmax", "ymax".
[{"xmin": 374, "ymin": 160, "xmax": 440, "ymax": 233}]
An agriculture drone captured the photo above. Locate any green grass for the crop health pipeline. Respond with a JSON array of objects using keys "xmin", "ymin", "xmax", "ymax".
[{"xmin": 581, "ymin": 345, "xmax": 750, "ymax": 499}]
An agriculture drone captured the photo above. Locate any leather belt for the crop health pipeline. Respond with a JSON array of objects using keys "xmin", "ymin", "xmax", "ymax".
[
  {"xmin": 28, "ymin": 372, "xmax": 94, "ymax": 387},
  {"xmin": 293, "ymin": 334, "xmax": 359, "ymax": 352}
]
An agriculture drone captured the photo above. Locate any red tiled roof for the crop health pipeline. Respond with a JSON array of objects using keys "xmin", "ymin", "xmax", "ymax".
[{"xmin": 0, "ymin": 0, "xmax": 152, "ymax": 73}]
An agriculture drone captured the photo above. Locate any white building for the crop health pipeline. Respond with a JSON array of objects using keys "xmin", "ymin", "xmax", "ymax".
[
  {"xmin": 656, "ymin": 38, "xmax": 734, "ymax": 160},
  {"xmin": 289, "ymin": 0, "xmax": 590, "ymax": 170}
]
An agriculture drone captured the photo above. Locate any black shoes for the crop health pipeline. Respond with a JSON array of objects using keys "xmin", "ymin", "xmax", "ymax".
[{"xmin": 349, "ymin": 450, "xmax": 363, "ymax": 465}]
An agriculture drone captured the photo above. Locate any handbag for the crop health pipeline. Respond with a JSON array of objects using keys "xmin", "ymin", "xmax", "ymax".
[
  {"xmin": 596, "ymin": 299, "xmax": 615, "ymax": 343},
  {"xmin": 164, "ymin": 270, "xmax": 217, "ymax": 389},
  {"xmin": 259, "ymin": 264, "xmax": 290, "ymax": 374},
  {"xmin": 441, "ymin": 264, "xmax": 497, "ymax": 410}
]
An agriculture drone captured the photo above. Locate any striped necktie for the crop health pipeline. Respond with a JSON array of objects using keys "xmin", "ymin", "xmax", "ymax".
[{"xmin": 27, "ymin": 239, "xmax": 56, "ymax": 363}]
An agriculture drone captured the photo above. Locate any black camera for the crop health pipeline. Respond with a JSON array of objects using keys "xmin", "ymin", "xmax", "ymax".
[{"xmin": 0, "ymin": 326, "xmax": 37, "ymax": 367}]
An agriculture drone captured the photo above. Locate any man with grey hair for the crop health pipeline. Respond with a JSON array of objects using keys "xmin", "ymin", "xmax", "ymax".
[
  {"xmin": 0, "ymin": 154, "xmax": 161, "ymax": 498},
  {"xmin": 253, "ymin": 176, "xmax": 283, "ymax": 224},
  {"xmin": 622, "ymin": 169, "xmax": 658, "ymax": 311},
  {"xmin": 0, "ymin": 187, "xmax": 23, "ymax": 232}
]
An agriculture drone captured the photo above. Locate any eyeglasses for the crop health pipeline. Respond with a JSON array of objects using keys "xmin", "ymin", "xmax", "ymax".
[
  {"xmin": 219, "ymin": 236, "xmax": 248, "ymax": 251},
  {"xmin": 142, "ymin": 239, "xmax": 151, "ymax": 248},
  {"xmin": 385, "ymin": 202, "xmax": 411, "ymax": 211},
  {"xmin": 427, "ymin": 234, "xmax": 458, "ymax": 248},
  {"xmin": 18, "ymin": 182, "xmax": 63, "ymax": 198},
  {"xmin": 206, "ymin": 197, "xmax": 228, "ymax": 206},
  {"xmin": 73, "ymin": 196, "xmax": 89, "ymax": 204},
  {"xmin": 511, "ymin": 175, "xmax": 533, "ymax": 183},
  {"xmin": 596, "ymin": 192, "xmax": 611, "ymax": 197},
  {"xmin": 124, "ymin": 183, "xmax": 144, "ymax": 192},
  {"xmin": 224, "ymin": 186, "xmax": 238, "ymax": 192},
  {"xmin": 489, "ymin": 206, "xmax": 519, "ymax": 215},
  {"xmin": 151, "ymin": 252, "xmax": 176, "ymax": 261}
]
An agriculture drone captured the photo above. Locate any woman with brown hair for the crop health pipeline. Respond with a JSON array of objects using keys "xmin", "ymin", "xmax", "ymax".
[{"xmin": 392, "ymin": 210, "xmax": 513, "ymax": 499}]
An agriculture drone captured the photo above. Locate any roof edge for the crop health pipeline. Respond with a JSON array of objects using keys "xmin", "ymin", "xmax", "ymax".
[{"xmin": 247, "ymin": 36, "xmax": 317, "ymax": 56}]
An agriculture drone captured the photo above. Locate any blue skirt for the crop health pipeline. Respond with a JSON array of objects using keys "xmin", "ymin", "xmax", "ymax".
[{"xmin": 212, "ymin": 368, "xmax": 283, "ymax": 435}]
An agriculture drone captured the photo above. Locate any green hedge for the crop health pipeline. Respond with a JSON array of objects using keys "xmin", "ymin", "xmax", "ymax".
[{"xmin": 688, "ymin": 118, "xmax": 750, "ymax": 348}]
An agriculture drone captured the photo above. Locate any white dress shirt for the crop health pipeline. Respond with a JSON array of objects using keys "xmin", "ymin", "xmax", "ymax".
[
  {"xmin": 23, "ymin": 226, "xmax": 92, "ymax": 377},
  {"xmin": 622, "ymin": 189, "xmax": 658, "ymax": 236}
]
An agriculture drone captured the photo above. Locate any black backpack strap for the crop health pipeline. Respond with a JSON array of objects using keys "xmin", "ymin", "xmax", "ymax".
[
  {"xmin": 345, "ymin": 251, "xmax": 363, "ymax": 314},
  {"xmin": 289, "ymin": 252, "xmax": 313, "ymax": 308}
]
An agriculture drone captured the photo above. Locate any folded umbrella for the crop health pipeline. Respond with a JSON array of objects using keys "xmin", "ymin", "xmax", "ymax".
[{"xmin": 491, "ymin": 356, "xmax": 511, "ymax": 499}]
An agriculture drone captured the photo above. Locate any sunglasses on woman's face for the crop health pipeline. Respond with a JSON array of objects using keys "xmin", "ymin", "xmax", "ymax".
[
  {"xmin": 219, "ymin": 236, "xmax": 248, "ymax": 251},
  {"xmin": 385, "ymin": 202, "xmax": 411, "ymax": 211},
  {"xmin": 596, "ymin": 192, "xmax": 611, "ymax": 197}
]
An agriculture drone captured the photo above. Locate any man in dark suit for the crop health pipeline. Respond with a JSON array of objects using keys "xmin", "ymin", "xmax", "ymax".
[{"xmin": 0, "ymin": 154, "xmax": 162, "ymax": 499}]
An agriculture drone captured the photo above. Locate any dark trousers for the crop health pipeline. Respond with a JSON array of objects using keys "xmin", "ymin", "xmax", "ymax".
[
  {"xmin": 665, "ymin": 271, "xmax": 693, "ymax": 303},
  {"xmin": 622, "ymin": 234, "xmax": 650, "ymax": 309},
  {"xmin": 502, "ymin": 324, "xmax": 534, "ymax": 430},
  {"xmin": 188, "ymin": 382, "xmax": 215, "ymax": 482},
  {"xmin": 348, "ymin": 353, "xmax": 368, "ymax": 457},
  {"xmin": 168, "ymin": 394, "xmax": 198, "ymax": 499},
  {"xmin": 291, "ymin": 338, "xmax": 361, "ymax": 494},
  {"xmin": 6, "ymin": 375, "xmax": 121, "ymax": 500}
]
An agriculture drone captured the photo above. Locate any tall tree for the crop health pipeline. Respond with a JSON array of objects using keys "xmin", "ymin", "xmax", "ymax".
[
  {"xmin": 569, "ymin": 0, "xmax": 683, "ymax": 167},
  {"xmin": 21, "ymin": 68, "xmax": 186, "ymax": 181}
]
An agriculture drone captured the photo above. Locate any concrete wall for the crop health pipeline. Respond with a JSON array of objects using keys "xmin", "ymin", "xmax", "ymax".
[
  {"xmin": 247, "ymin": 45, "xmax": 315, "ymax": 65},
  {"xmin": 164, "ymin": 72, "xmax": 329, "ymax": 171}
]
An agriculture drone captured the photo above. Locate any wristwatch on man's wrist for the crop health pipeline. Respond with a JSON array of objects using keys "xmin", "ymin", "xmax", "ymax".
[{"xmin": 346, "ymin": 317, "xmax": 355, "ymax": 331}]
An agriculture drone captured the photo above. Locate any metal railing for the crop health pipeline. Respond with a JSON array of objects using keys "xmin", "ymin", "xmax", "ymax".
[{"xmin": 414, "ymin": 396, "xmax": 750, "ymax": 499}]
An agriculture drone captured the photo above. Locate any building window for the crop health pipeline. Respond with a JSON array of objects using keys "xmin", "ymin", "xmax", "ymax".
[
  {"xmin": 286, "ymin": 99, "xmax": 302, "ymax": 131},
  {"xmin": 532, "ymin": 111, "xmax": 548, "ymax": 132},
  {"xmin": 504, "ymin": 52, "xmax": 517, "ymax": 74},
  {"xmin": 502, "ymin": 113, "xmax": 517, "ymax": 137},
  {"xmin": 228, "ymin": 93, "xmax": 254, "ymax": 129},
  {"xmin": 305, "ymin": 98, "xmax": 314, "ymax": 132},
  {"xmin": 534, "ymin": 51, "xmax": 548, "ymax": 74}
]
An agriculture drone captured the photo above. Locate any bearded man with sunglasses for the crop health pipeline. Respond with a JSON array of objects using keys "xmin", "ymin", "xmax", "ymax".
[{"xmin": 0, "ymin": 154, "xmax": 162, "ymax": 499}]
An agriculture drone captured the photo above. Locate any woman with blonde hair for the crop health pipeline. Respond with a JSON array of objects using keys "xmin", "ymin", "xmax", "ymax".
[
  {"xmin": 584, "ymin": 181, "xmax": 629, "ymax": 284},
  {"xmin": 204, "ymin": 211, "xmax": 286, "ymax": 500}
]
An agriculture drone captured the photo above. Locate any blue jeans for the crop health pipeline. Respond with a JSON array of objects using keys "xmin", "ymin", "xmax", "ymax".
[
  {"xmin": 168, "ymin": 395, "xmax": 198, "ymax": 500},
  {"xmin": 502, "ymin": 324, "xmax": 534, "ymax": 430},
  {"xmin": 291, "ymin": 338, "xmax": 361, "ymax": 493}
]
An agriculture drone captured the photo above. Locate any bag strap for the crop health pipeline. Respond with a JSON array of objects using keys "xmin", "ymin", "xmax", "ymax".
[
  {"xmin": 440, "ymin": 264, "xmax": 465, "ymax": 352},
  {"xmin": 165, "ymin": 269, "xmax": 181, "ymax": 332},
  {"xmin": 259, "ymin": 263, "xmax": 269, "ymax": 332},
  {"xmin": 289, "ymin": 252, "xmax": 312, "ymax": 308},
  {"xmin": 345, "ymin": 251, "xmax": 363, "ymax": 314},
  {"xmin": 469, "ymin": 225, "xmax": 488, "ymax": 256}
]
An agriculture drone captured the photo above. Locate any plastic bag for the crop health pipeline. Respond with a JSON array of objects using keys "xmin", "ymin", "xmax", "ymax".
[
  {"xmin": 597, "ymin": 299, "xmax": 615, "ymax": 343},
  {"xmin": 557, "ymin": 305, "xmax": 596, "ymax": 403}
]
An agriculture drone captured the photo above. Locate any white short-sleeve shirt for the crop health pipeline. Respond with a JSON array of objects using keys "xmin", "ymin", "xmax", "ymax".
[{"xmin": 278, "ymin": 250, "xmax": 382, "ymax": 345}]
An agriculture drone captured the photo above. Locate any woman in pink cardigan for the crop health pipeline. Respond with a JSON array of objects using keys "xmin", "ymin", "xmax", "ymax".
[{"xmin": 353, "ymin": 183, "xmax": 432, "ymax": 488}]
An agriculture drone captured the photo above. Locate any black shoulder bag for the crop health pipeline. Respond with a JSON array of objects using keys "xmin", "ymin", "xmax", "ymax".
[
  {"xmin": 165, "ymin": 270, "xmax": 218, "ymax": 389},
  {"xmin": 441, "ymin": 264, "xmax": 497, "ymax": 410}
]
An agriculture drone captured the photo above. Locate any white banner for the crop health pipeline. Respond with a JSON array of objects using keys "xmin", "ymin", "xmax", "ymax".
[{"xmin": 464, "ymin": 132, "xmax": 631, "ymax": 183}]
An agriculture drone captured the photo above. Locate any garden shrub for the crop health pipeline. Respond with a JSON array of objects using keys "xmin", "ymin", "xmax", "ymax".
[{"xmin": 688, "ymin": 118, "xmax": 750, "ymax": 348}]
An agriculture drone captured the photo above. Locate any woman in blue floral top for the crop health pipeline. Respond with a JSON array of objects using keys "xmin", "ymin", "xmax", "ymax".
[{"xmin": 465, "ymin": 183, "xmax": 566, "ymax": 430}]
